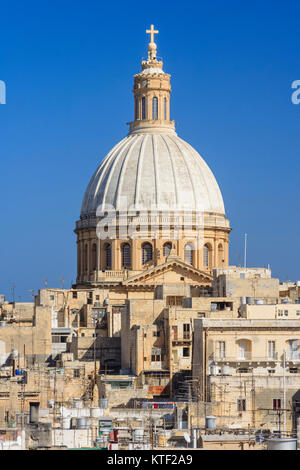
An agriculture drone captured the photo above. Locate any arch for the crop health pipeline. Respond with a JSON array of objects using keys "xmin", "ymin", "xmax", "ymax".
[
  {"xmin": 152, "ymin": 97, "xmax": 158, "ymax": 120},
  {"xmin": 184, "ymin": 243, "xmax": 194, "ymax": 265},
  {"xmin": 121, "ymin": 243, "xmax": 131, "ymax": 269},
  {"xmin": 142, "ymin": 97, "xmax": 146, "ymax": 120},
  {"xmin": 163, "ymin": 242, "xmax": 172, "ymax": 257},
  {"xmin": 104, "ymin": 243, "xmax": 112, "ymax": 270},
  {"xmin": 142, "ymin": 242, "xmax": 153, "ymax": 265},
  {"xmin": 203, "ymin": 243, "xmax": 212, "ymax": 268},
  {"xmin": 218, "ymin": 243, "xmax": 224, "ymax": 266},
  {"xmin": 237, "ymin": 339, "xmax": 252, "ymax": 360}
]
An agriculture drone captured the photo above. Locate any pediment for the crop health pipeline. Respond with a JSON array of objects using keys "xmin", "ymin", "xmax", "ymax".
[{"xmin": 123, "ymin": 259, "xmax": 212, "ymax": 287}]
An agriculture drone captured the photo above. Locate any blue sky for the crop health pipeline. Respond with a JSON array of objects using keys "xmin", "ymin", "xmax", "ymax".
[{"xmin": 0, "ymin": 0, "xmax": 300, "ymax": 301}]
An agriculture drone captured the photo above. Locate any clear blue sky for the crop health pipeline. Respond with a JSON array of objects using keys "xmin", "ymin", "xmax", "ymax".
[{"xmin": 1, "ymin": 0, "xmax": 300, "ymax": 301}]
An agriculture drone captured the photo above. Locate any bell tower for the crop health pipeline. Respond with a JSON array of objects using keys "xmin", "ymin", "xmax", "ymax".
[{"xmin": 129, "ymin": 24, "xmax": 175, "ymax": 134}]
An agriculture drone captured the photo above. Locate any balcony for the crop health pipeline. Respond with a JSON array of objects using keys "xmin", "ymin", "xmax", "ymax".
[{"xmin": 210, "ymin": 352, "xmax": 279, "ymax": 363}]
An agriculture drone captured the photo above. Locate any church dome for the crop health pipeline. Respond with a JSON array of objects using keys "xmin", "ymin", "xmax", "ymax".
[
  {"xmin": 80, "ymin": 129, "xmax": 225, "ymax": 218},
  {"xmin": 75, "ymin": 25, "xmax": 230, "ymax": 283}
]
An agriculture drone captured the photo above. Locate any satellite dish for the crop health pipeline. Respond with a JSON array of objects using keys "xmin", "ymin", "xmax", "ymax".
[{"xmin": 184, "ymin": 433, "xmax": 191, "ymax": 443}]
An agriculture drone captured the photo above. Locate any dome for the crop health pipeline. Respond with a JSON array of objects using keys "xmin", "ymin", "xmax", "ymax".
[{"xmin": 80, "ymin": 129, "xmax": 225, "ymax": 218}]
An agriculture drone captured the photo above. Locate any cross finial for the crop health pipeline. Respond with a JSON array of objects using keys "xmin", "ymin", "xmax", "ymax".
[
  {"xmin": 146, "ymin": 25, "xmax": 159, "ymax": 60},
  {"xmin": 146, "ymin": 24, "xmax": 159, "ymax": 44}
]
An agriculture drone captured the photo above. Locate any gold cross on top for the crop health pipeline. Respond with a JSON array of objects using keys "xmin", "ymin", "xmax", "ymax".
[{"xmin": 146, "ymin": 24, "xmax": 159, "ymax": 43}]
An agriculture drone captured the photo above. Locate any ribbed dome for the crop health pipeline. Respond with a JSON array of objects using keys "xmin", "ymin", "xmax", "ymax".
[{"xmin": 80, "ymin": 130, "xmax": 225, "ymax": 218}]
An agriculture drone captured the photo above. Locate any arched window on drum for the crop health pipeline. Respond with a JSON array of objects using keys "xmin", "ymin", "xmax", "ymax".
[
  {"xmin": 105, "ymin": 243, "xmax": 112, "ymax": 270},
  {"xmin": 142, "ymin": 243, "xmax": 153, "ymax": 265},
  {"xmin": 163, "ymin": 242, "xmax": 172, "ymax": 257},
  {"xmin": 122, "ymin": 243, "xmax": 131, "ymax": 269},
  {"xmin": 152, "ymin": 97, "xmax": 158, "ymax": 120},
  {"xmin": 184, "ymin": 243, "xmax": 193, "ymax": 265},
  {"xmin": 142, "ymin": 97, "xmax": 146, "ymax": 120},
  {"xmin": 203, "ymin": 244, "xmax": 212, "ymax": 268}
]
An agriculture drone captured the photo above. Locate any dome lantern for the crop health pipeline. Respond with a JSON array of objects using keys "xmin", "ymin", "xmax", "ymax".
[{"xmin": 129, "ymin": 25, "xmax": 175, "ymax": 135}]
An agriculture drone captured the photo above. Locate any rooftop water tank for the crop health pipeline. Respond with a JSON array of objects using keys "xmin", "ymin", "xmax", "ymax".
[
  {"xmin": 62, "ymin": 417, "xmax": 71, "ymax": 429},
  {"xmin": 90, "ymin": 407, "xmax": 104, "ymax": 418},
  {"xmin": 77, "ymin": 417, "xmax": 88, "ymax": 429},
  {"xmin": 99, "ymin": 398, "xmax": 109, "ymax": 409},
  {"xmin": 73, "ymin": 399, "xmax": 83, "ymax": 409},
  {"xmin": 221, "ymin": 365, "xmax": 230, "ymax": 375},
  {"xmin": 255, "ymin": 299, "xmax": 264, "ymax": 305},
  {"xmin": 266, "ymin": 438, "xmax": 297, "ymax": 451},
  {"xmin": 205, "ymin": 416, "xmax": 216, "ymax": 430}
]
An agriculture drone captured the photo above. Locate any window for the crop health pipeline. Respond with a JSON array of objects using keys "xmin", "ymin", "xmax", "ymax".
[
  {"xmin": 218, "ymin": 244, "xmax": 224, "ymax": 266},
  {"xmin": 217, "ymin": 341, "xmax": 226, "ymax": 359},
  {"xmin": 105, "ymin": 244, "xmax": 112, "ymax": 270},
  {"xmin": 237, "ymin": 399, "xmax": 246, "ymax": 412},
  {"xmin": 238, "ymin": 339, "xmax": 251, "ymax": 360},
  {"xmin": 184, "ymin": 243, "xmax": 193, "ymax": 265},
  {"xmin": 183, "ymin": 347, "xmax": 190, "ymax": 357},
  {"xmin": 122, "ymin": 243, "xmax": 131, "ymax": 269},
  {"xmin": 50, "ymin": 295, "xmax": 54, "ymax": 301},
  {"xmin": 164, "ymin": 98, "xmax": 167, "ymax": 120},
  {"xmin": 289, "ymin": 339, "xmax": 300, "ymax": 360},
  {"xmin": 203, "ymin": 244, "xmax": 211, "ymax": 267},
  {"xmin": 237, "ymin": 368, "xmax": 249, "ymax": 374},
  {"xmin": 142, "ymin": 243, "xmax": 153, "ymax": 264},
  {"xmin": 183, "ymin": 324, "xmax": 190, "ymax": 339},
  {"xmin": 72, "ymin": 291, "xmax": 77, "ymax": 299},
  {"xmin": 142, "ymin": 97, "xmax": 146, "ymax": 120},
  {"xmin": 153, "ymin": 331, "xmax": 160, "ymax": 337},
  {"xmin": 290, "ymin": 368, "xmax": 298, "ymax": 374},
  {"xmin": 74, "ymin": 369, "xmax": 80, "ymax": 378},
  {"xmin": 268, "ymin": 341, "xmax": 276, "ymax": 359},
  {"xmin": 151, "ymin": 350, "xmax": 162, "ymax": 362},
  {"xmin": 163, "ymin": 242, "xmax": 172, "ymax": 257},
  {"xmin": 152, "ymin": 97, "xmax": 158, "ymax": 120},
  {"xmin": 273, "ymin": 399, "xmax": 281, "ymax": 410}
]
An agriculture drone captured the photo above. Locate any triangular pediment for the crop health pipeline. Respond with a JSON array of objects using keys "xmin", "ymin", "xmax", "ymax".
[{"xmin": 123, "ymin": 259, "xmax": 213, "ymax": 287}]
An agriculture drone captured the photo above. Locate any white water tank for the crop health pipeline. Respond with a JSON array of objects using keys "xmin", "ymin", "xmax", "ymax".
[
  {"xmin": 90, "ymin": 407, "xmax": 104, "ymax": 418},
  {"xmin": 222, "ymin": 365, "xmax": 230, "ymax": 375},
  {"xmin": 210, "ymin": 365, "xmax": 219, "ymax": 376},
  {"xmin": 266, "ymin": 438, "xmax": 297, "ymax": 450},
  {"xmin": 73, "ymin": 399, "xmax": 83, "ymax": 409},
  {"xmin": 62, "ymin": 417, "xmax": 71, "ymax": 429}
]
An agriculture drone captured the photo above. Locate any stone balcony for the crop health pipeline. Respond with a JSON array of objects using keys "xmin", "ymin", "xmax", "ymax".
[{"xmin": 210, "ymin": 352, "xmax": 279, "ymax": 364}]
